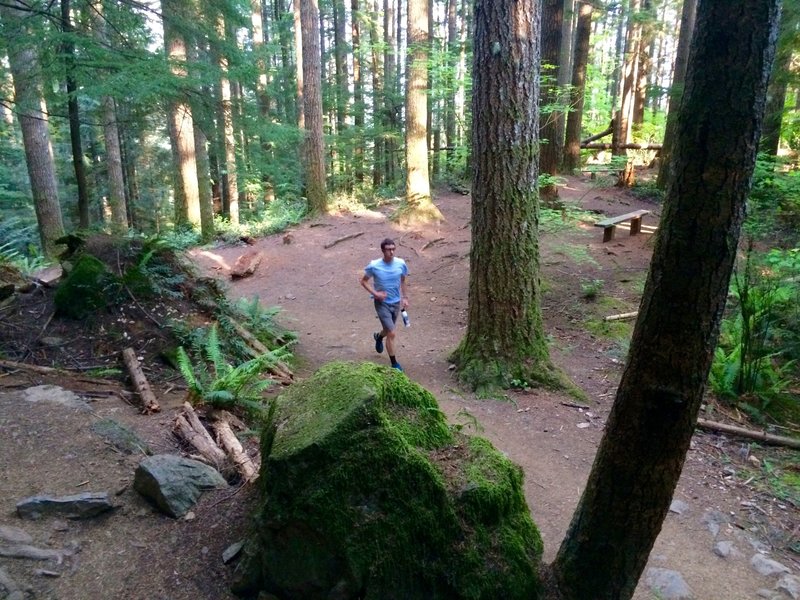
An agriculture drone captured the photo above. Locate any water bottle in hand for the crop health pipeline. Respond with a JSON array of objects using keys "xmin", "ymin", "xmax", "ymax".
[{"xmin": 401, "ymin": 309, "xmax": 410, "ymax": 327}]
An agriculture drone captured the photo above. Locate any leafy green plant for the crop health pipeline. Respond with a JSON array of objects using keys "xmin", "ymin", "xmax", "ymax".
[
  {"xmin": 709, "ymin": 243, "xmax": 799, "ymax": 417},
  {"xmin": 176, "ymin": 324, "xmax": 279, "ymax": 416},
  {"xmin": 0, "ymin": 217, "xmax": 48, "ymax": 273},
  {"xmin": 580, "ymin": 278, "xmax": 604, "ymax": 300}
]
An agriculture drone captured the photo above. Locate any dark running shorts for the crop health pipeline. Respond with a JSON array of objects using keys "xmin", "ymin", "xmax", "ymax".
[{"xmin": 374, "ymin": 300, "xmax": 400, "ymax": 331}]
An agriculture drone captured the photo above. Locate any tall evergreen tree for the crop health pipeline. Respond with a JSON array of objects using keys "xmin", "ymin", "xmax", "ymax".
[
  {"xmin": 300, "ymin": 0, "xmax": 327, "ymax": 212},
  {"xmin": 450, "ymin": 0, "xmax": 568, "ymax": 392},
  {"xmin": 0, "ymin": 0, "xmax": 66, "ymax": 257},
  {"xmin": 402, "ymin": 0, "xmax": 442, "ymax": 222},
  {"xmin": 551, "ymin": 1, "xmax": 781, "ymax": 598}
]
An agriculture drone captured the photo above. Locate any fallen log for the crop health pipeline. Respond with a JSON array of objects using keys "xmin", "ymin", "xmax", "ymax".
[
  {"xmin": 231, "ymin": 250, "xmax": 263, "ymax": 280},
  {"xmin": 227, "ymin": 319, "xmax": 293, "ymax": 384},
  {"xmin": 603, "ymin": 311, "xmax": 639, "ymax": 322},
  {"xmin": 121, "ymin": 348, "xmax": 160, "ymax": 414},
  {"xmin": 696, "ymin": 418, "xmax": 800, "ymax": 450},
  {"xmin": 323, "ymin": 231, "xmax": 364, "ymax": 249},
  {"xmin": 212, "ymin": 411, "xmax": 259, "ymax": 482},
  {"xmin": 581, "ymin": 142, "xmax": 663, "ymax": 150},
  {"xmin": 581, "ymin": 121, "xmax": 614, "ymax": 145},
  {"xmin": 173, "ymin": 402, "xmax": 228, "ymax": 467}
]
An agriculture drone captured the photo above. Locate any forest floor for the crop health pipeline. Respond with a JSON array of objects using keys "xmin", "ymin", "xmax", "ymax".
[{"xmin": 0, "ymin": 172, "xmax": 798, "ymax": 600}]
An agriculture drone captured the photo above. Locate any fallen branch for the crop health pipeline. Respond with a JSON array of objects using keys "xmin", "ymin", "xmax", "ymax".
[
  {"xmin": 212, "ymin": 411, "xmax": 259, "ymax": 482},
  {"xmin": 581, "ymin": 121, "xmax": 614, "ymax": 145},
  {"xmin": 0, "ymin": 359, "xmax": 71, "ymax": 375},
  {"xmin": 121, "ymin": 348, "xmax": 160, "ymax": 414},
  {"xmin": 421, "ymin": 237, "xmax": 445, "ymax": 251},
  {"xmin": 323, "ymin": 231, "xmax": 364, "ymax": 249},
  {"xmin": 696, "ymin": 418, "xmax": 800, "ymax": 450},
  {"xmin": 582, "ymin": 143, "xmax": 662, "ymax": 150},
  {"xmin": 173, "ymin": 402, "xmax": 228, "ymax": 467},
  {"xmin": 227, "ymin": 319, "xmax": 293, "ymax": 384},
  {"xmin": 0, "ymin": 544, "xmax": 70, "ymax": 563},
  {"xmin": 603, "ymin": 311, "xmax": 639, "ymax": 322}
]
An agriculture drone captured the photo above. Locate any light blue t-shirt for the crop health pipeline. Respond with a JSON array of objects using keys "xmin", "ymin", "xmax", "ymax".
[{"xmin": 365, "ymin": 257, "xmax": 408, "ymax": 304}]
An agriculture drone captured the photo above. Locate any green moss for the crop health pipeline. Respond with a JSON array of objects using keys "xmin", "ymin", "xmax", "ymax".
[
  {"xmin": 54, "ymin": 254, "xmax": 121, "ymax": 319},
  {"xmin": 239, "ymin": 361, "xmax": 543, "ymax": 599}
]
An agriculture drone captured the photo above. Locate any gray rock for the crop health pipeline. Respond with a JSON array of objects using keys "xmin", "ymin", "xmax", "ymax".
[
  {"xmin": 777, "ymin": 574, "xmax": 800, "ymax": 599},
  {"xmin": 16, "ymin": 492, "xmax": 115, "ymax": 520},
  {"xmin": 134, "ymin": 454, "xmax": 227, "ymax": 518},
  {"xmin": 0, "ymin": 525, "xmax": 32, "ymax": 545},
  {"xmin": 700, "ymin": 509, "xmax": 729, "ymax": 538},
  {"xmin": 669, "ymin": 500, "xmax": 689, "ymax": 515},
  {"xmin": 22, "ymin": 385, "xmax": 90, "ymax": 411},
  {"xmin": 712, "ymin": 540, "xmax": 742, "ymax": 559},
  {"xmin": 751, "ymin": 553, "xmax": 791, "ymax": 577},
  {"xmin": 645, "ymin": 568, "xmax": 693, "ymax": 599},
  {"xmin": 90, "ymin": 418, "xmax": 151, "ymax": 455},
  {"xmin": 222, "ymin": 541, "xmax": 243, "ymax": 564}
]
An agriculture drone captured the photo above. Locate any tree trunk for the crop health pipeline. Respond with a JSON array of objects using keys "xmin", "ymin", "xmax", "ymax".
[
  {"xmin": 91, "ymin": 0, "xmax": 128, "ymax": 233},
  {"xmin": 451, "ymin": 0, "xmax": 564, "ymax": 393},
  {"xmin": 60, "ymin": 0, "xmax": 91, "ymax": 230},
  {"xmin": 162, "ymin": 0, "xmax": 201, "ymax": 229},
  {"xmin": 632, "ymin": 0, "xmax": 655, "ymax": 127},
  {"xmin": 612, "ymin": 0, "xmax": 642, "ymax": 187},
  {"xmin": 368, "ymin": 0, "xmax": 384, "ymax": 187},
  {"xmin": 101, "ymin": 95, "xmax": 129, "ymax": 233},
  {"xmin": 760, "ymin": 3, "xmax": 797, "ymax": 156},
  {"xmin": 216, "ymin": 14, "xmax": 240, "ymax": 225},
  {"xmin": 383, "ymin": 0, "xmax": 398, "ymax": 185},
  {"xmin": 563, "ymin": 1, "xmax": 593, "ymax": 173},
  {"xmin": 403, "ymin": 0, "xmax": 442, "ymax": 222},
  {"xmin": 352, "ymin": 0, "xmax": 365, "ymax": 184},
  {"xmin": 300, "ymin": 0, "xmax": 327, "ymax": 213},
  {"xmin": 539, "ymin": 0, "xmax": 564, "ymax": 198},
  {"xmin": 0, "ymin": 0, "xmax": 65, "ymax": 258},
  {"xmin": 657, "ymin": 0, "xmax": 696, "ymax": 188},
  {"xmin": 551, "ymin": 2, "xmax": 780, "ymax": 598},
  {"xmin": 444, "ymin": 0, "xmax": 458, "ymax": 175},
  {"xmin": 293, "ymin": 0, "xmax": 304, "ymax": 129},
  {"xmin": 194, "ymin": 123, "xmax": 216, "ymax": 242}
]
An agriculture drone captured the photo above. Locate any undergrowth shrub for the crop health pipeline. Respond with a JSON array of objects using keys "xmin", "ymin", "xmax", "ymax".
[
  {"xmin": 709, "ymin": 243, "xmax": 800, "ymax": 423},
  {"xmin": 746, "ymin": 156, "xmax": 800, "ymax": 244}
]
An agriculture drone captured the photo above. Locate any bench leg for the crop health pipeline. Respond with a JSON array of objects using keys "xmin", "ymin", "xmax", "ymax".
[
  {"xmin": 603, "ymin": 226, "xmax": 615, "ymax": 242},
  {"xmin": 629, "ymin": 216, "xmax": 642, "ymax": 236}
]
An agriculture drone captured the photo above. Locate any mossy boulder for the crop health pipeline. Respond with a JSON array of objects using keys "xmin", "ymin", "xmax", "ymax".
[
  {"xmin": 234, "ymin": 361, "xmax": 542, "ymax": 600},
  {"xmin": 54, "ymin": 254, "xmax": 120, "ymax": 319}
]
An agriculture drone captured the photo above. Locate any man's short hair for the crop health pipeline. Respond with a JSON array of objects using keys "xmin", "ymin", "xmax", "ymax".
[{"xmin": 380, "ymin": 238, "xmax": 395, "ymax": 251}]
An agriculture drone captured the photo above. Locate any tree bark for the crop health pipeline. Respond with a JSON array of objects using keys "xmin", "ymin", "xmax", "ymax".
[
  {"xmin": 162, "ymin": 0, "xmax": 201, "ymax": 229},
  {"xmin": 614, "ymin": 0, "xmax": 642, "ymax": 188},
  {"xmin": 121, "ymin": 348, "xmax": 160, "ymax": 414},
  {"xmin": 403, "ymin": 0, "xmax": 442, "ymax": 222},
  {"xmin": 657, "ymin": 0, "xmax": 696, "ymax": 188},
  {"xmin": 760, "ymin": 2, "xmax": 797, "ymax": 155},
  {"xmin": 216, "ymin": 13, "xmax": 240, "ymax": 225},
  {"xmin": 551, "ymin": 2, "xmax": 780, "ymax": 598},
  {"xmin": 174, "ymin": 402, "xmax": 228, "ymax": 468},
  {"xmin": 352, "ymin": 0, "xmax": 365, "ymax": 183},
  {"xmin": 451, "ymin": 0, "xmax": 565, "ymax": 393},
  {"xmin": 563, "ymin": 1, "xmax": 593, "ymax": 173},
  {"xmin": 60, "ymin": 0, "xmax": 91, "ymax": 230},
  {"xmin": 0, "ymin": 0, "xmax": 65, "ymax": 258},
  {"xmin": 300, "ymin": 0, "xmax": 327, "ymax": 213},
  {"xmin": 539, "ymin": 0, "xmax": 564, "ymax": 196}
]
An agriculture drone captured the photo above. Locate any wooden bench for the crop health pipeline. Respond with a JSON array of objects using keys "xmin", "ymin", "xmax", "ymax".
[{"xmin": 594, "ymin": 209, "xmax": 650, "ymax": 242}]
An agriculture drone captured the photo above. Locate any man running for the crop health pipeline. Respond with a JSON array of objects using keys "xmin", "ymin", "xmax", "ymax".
[{"xmin": 359, "ymin": 238, "xmax": 409, "ymax": 371}]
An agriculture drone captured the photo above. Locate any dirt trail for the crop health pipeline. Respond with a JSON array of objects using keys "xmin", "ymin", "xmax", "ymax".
[{"xmin": 191, "ymin": 175, "xmax": 799, "ymax": 599}]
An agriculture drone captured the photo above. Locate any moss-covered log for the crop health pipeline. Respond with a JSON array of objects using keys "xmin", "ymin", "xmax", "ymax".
[{"xmin": 234, "ymin": 361, "xmax": 542, "ymax": 599}]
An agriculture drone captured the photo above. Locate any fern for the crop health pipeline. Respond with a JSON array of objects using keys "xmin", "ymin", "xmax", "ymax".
[{"xmin": 175, "ymin": 324, "xmax": 276, "ymax": 416}]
